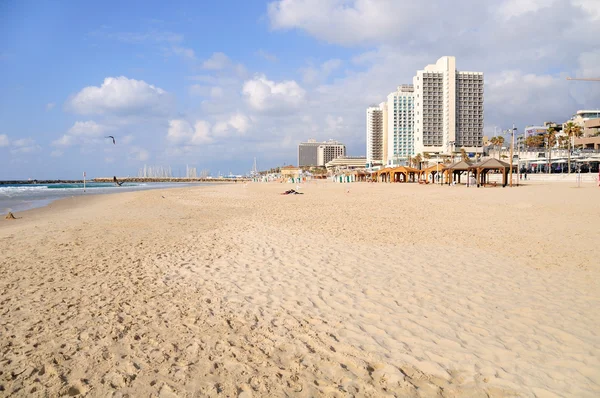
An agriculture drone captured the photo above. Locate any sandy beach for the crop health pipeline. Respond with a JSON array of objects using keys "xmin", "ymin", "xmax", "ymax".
[{"xmin": 1, "ymin": 182, "xmax": 599, "ymax": 397}]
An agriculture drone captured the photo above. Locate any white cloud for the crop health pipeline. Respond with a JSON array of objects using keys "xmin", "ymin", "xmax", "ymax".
[
  {"xmin": 67, "ymin": 76, "xmax": 170, "ymax": 116},
  {"xmin": 12, "ymin": 138, "xmax": 35, "ymax": 147},
  {"xmin": 0, "ymin": 134, "xmax": 8, "ymax": 147},
  {"xmin": 167, "ymin": 119, "xmax": 213, "ymax": 146},
  {"xmin": 268, "ymin": 0, "xmax": 419, "ymax": 46},
  {"xmin": 52, "ymin": 135, "xmax": 74, "ymax": 147},
  {"xmin": 171, "ymin": 46, "xmax": 196, "ymax": 60},
  {"xmin": 46, "ymin": 102, "xmax": 56, "ymax": 111},
  {"xmin": 256, "ymin": 49, "xmax": 278, "ymax": 62},
  {"xmin": 203, "ymin": 52, "xmax": 231, "ymax": 70},
  {"xmin": 68, "ymin": 120, "xmax": 108, "ymax": 136},
  {"xmin": 210, "ymin": 87, "xmax": 224, "ymax": 98},
  {"xmin": 302, "ymin": 58, "xmax": 343, "ymax": 84},
  {"xmin": 105, "ymin": 157, "xmax": 114, "ymax": 163},
  {"xmin": 121, "ymin": 135, "xmax": 134, "ymax": 145},
  {"xmin": 213, "ymin": 113, "xmax": 250, "ymax": 137},
  {"xmin": 52, "ymin": 120, "xmax": 113, "ymax": 148},
  {"xmin": 10, "ymin": 138, "xmax": 41, "ymax": 154},
  {"xmin": 242, "ymin": 75, "xmax": 306, "ymax": 112},
  {"xmin": 50, "ymin": 150, "xmax": 63, "ymax": 157},
  {"xmin": 130, "ymin": 147, "xmax": 150, "ymax": 162}
]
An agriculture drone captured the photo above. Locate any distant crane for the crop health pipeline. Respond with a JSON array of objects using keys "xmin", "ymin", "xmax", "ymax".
[{"xmin": 566, "ymin": 77, "xmax": 600, "ymax": 81}]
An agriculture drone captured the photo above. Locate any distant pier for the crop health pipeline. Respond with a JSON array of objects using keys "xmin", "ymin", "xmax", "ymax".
[
  {"xmin": 93, "ymin": 177, "xmax": 250, "ymax": 183},
  {"xmin": 0, "ymin": 177, "xmax": 250, "ymax": 185},
  {"xmin": 0, "ymin": 180, "xmax": 85, "ymax": 185}
]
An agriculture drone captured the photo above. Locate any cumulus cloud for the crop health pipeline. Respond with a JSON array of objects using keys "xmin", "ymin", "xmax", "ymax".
[
  {"xmin": 66, "ymin": 76, "xmax": 170, "ymax": 116},
  {"xmin": 0, "ymin": 134, "xmax": 8, "ymax": 147},
  {"xmin": 242, "ymin": 75, "xmax": 306, "ymax": 112},
  {"xmin": 167, "ymin": 119, "xmax": 213, "ymax": 146},
  {"xmin": 302, "ymin": 58, "xmax": 343, "ymax": 84},
  {"xmin": 213, "ymin": 113, "xmax": 251, "ymax": 137},
  {"xmin": 52, "ymin": 120, "xmax": 112, "ymax": 148},
  {"xmin": 10, "ymin": 138, "xmax": 41, "ymax": 154},
  {"xmin": 203, "ymin": 52, "xmax": 231, "ymax": 70},
  {"xmin": 129, "ymin": 147, "xmax": 150, "ymax": 162}
]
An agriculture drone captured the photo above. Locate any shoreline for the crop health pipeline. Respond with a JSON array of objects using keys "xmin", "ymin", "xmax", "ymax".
[
  {"xmin": 1, "ymin": 182, "xmax": 598, "ymax": 396},
  {"xmin": 0, "ymin": 182, "xmax": 212, "ymax": 217}
]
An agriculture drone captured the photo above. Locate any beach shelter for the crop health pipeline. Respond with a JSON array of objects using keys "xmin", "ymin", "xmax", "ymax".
[
  {"xmin": 468, "ymin": 158, "xmax": 511, "ymax": 187},
  {"xmin": 375, "ymin": 166, "xmax": 421, "ymax": 183},
  {"xmin": 445, "ymin": 160, "xmax": 472, "ymax": 185},
  {"xmin": 421, "ymin": 163, "xmax": 446, "ymax": 183}
]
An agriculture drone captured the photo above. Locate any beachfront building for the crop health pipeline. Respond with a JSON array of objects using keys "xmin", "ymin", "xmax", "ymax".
[
  {"xmin": 325, "ymin": 156, "xmax": 368, "ymax": 171},
  {"xmin": 566, "ymin": 110, "xmax": 600, "ymax": 129},
  {"xmin": 298, "ymin": 139, "xmax": 346, "ymax": 167},
  {"xmin": 386, "ymin": 85, "xmax": 415, "ymax": 166},
  {"xmin": 413, "ymin": 56, "xmax": 484, "ymax": 157},
  {"xmin": 366, "ymin": 106, "xmax": 384, "ymax": 164}
]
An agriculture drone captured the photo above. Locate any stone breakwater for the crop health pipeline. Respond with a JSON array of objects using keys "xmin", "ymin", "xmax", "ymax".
[
  {"xmin": 92, "ymin": 177, "xmax": 250, "ymax": 183},
  {"xmin": 0, "ymin": 180, "xmax": 85, "ymax": 185}
]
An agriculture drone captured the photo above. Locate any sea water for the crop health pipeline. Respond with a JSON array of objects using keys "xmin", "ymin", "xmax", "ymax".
[{"xmin": 0, "ymin": 182, "xmax": 196, "ymax": 215}]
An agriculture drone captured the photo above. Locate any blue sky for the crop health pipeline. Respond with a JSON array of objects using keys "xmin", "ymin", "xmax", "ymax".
[{"xmin": 1, "ymin": 0, "xmax": 599, "ymax": 179}]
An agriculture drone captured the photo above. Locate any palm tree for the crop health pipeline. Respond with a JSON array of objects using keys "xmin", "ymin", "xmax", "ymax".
[
  {"xmin": 525, "ymin": 135, "xmax": 544, "ymax": 148},
  {"xmin": 496, "ymin": 136, "xmax": 505, "ymax": 159},
  {"xmin": 545, "ymin": 127, "xmax": 557, "ymax": 173},
  {"xmin": 558, "ymin": 135, "xmax": 569, "ymax": 149},
  {"xmin": 460, "ymin": 148, "xmax": 468, "ymax": 162},
  {"xmin": 489, "ymin": 137, "xmax": 499, "ymax": 158},
  {"xmin": 407, "ymin": 155, "xmax": 413, "ymax": 168},
  {"xmin": 563, "ymin": 122, "xmax": 583, "ymax": 174},
  {"xmin": 413, "ymin": 153, "xmax": 422, "ymax": 169},
  {"xmin": 423, "ymin": 152, "xmax": 431, "ymax": 167}
]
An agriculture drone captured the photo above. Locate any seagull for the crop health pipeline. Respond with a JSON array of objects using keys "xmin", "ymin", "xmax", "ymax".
[{"xmin": 105, "ymin": 136, "xmax": 116, "ymax": 145}]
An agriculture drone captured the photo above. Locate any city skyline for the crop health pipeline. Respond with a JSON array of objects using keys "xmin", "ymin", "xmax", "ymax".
[{"xmin": 1, "ymin": 0, "xmax": 599, "ymax": 178}]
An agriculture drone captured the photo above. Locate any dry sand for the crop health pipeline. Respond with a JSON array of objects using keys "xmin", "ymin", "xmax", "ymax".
[{"xmin": 0, "ymin": 182, "xmax": 599, "ymax": 397}]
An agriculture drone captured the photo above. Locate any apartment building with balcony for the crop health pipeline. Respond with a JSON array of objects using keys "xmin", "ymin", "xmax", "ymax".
[
  {"xmin": 413, "ymin": 56, "xmax": 483, "ymax": 156},
  {"xmin": 386, "ymin": 85, "xmax": 415, "ymax": 166},
  {"xmin": 298, "ymin": 139, "xmax": 346, "ymax": 167},
  {"xmin": 366, "ymin": 106, "xmax": 384, "ymax": 164}
]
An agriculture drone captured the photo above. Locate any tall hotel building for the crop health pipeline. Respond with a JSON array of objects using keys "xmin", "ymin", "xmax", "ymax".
[
  {"xmin": 366, "ymin": 106, "xmax": 384, "ymax": 164},
  {"xmin": 413, "ymin": 56, "xmax": 484, "ymax": 156},
  {"xmin": 386, "ymin": 85, "xmax": 415, "ymax": 165},
  {"xmin": 298, "ymin": 139, "xmax": 346, "ymax": 167}
]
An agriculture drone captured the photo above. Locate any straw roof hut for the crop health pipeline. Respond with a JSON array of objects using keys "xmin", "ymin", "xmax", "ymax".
[{"xmin": 468, "ymin": 158, "xmax": 511, "ymax": 187}]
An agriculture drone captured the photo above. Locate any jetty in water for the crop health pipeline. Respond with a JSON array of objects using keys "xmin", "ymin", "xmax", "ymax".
[
  {"xmin": 92, "ymin": 177, "xmax": 250, "ymax": 183},
  {"xmin": 0, "ymin": 180, "xmax": 85, "ymax": 185}
]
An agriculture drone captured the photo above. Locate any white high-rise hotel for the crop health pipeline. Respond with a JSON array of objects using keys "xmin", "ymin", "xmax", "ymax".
[
  {"xmin": 366, "ymin": 56, "xmax": 483, "ymax": 166},
  {"xmin": 413, "ymin": 56, "xmax": 484, "ymax": 156}
]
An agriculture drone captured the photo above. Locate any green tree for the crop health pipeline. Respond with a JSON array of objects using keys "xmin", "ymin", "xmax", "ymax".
[
  {"xmin": 545, "ymin": 127, "xmax": 557, "ymax": 173},
  {"xmin": 563, "ymin": 122, "xmax": 583, "ymax": 174},
  {"xmin": 413, "ymin": 153, "xmax": 422, "ymax": 169}
]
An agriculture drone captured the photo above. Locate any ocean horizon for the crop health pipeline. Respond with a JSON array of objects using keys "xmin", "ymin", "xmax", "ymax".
[{"xmin": 0, "ymin": 182, "xmax": 206, "ymax": 215}]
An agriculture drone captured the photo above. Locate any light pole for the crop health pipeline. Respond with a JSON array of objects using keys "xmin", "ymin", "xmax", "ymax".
[
  {"xmin": 509, "ymin": 125, "xmax": 516, "ymax": 187},
  {"xmin": 447, "ymin": 140, "xmax": 455, "ymax": 185}
]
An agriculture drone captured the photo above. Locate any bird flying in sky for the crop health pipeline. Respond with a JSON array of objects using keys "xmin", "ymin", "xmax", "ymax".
[{"xmin": 105, "ymin": 136, "xmax": 116, "ymax": 144}]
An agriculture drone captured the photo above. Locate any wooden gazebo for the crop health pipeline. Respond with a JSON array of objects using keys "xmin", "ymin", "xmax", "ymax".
[
  {"xmin": 420, "ymin": 163, "xmax": 446, "ymax": 183},
  {"xmin": 445, "ymin": 160, "xmax": 472, "ymax": 185},
  {"xmin": 468, "ymin": 158, "xmax": 511, "ymax": 187},
  {"xmin": 375, "ymin": 166, "xmax": 421, "ymax": 183}
]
